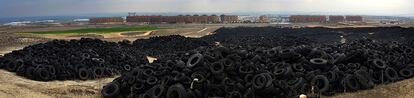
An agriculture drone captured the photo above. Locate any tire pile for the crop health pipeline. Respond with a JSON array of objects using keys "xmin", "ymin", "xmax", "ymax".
[
  {"xmin": 0, "ymin": 38, "xmax": 149, "ymax": 81},
  {"xmin": 133, "ymin": 35, "xmax": 210, "ymax": 57},
  {"xmin": 0, "ymin": 35, "xmax": 209, "ymax": 81},
  {"xmin": 102, "ymin": 38, "xmax": 414, "ymax": 98},
  {"xmin": 0, "ymin": 26, "xmax": 413, "ymax": 98}
]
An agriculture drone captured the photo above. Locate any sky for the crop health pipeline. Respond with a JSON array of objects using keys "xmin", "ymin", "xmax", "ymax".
[{"xmin": 0, "ymin": 0, "xmax": 413, "ymax": 17}]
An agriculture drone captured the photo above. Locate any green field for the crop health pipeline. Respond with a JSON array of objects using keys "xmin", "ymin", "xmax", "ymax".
[{"xmin": 29, "ymin": 26, "xmax": 158, "ymax": 34}]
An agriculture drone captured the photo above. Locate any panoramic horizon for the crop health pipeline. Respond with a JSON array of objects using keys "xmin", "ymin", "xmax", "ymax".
[{"xmin": 1, "ymin": 0, "xmax": 413, "ymax": 17}]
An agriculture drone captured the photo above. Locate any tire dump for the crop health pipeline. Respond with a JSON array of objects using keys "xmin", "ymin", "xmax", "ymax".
[{"xmin": 0, "ymin": 26, "xmax": 414, "ymax": 98}]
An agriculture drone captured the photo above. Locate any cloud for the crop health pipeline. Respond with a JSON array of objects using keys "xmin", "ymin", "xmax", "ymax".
[{"xmin": 0, "ymin": 0, "xmax": 412, "ymax": 17}]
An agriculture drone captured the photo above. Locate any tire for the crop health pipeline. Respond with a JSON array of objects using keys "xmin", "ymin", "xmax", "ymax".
[
  {"xmin": 287, "ymin": 77, "xmax": 305, "ymax": 90},
  {"xmin": 187, "ymin": 53, "xmax": 203, "ymax": 68},
  {"xmin": 342, "ymin": 75, "xmax": 360, "ymax": 91},
  {"xmin": 325, "ymin": 71, "xmax": 338, "ymax": 83},
  {"xmin": 36, "ymin": 68, "xmax": 51, "ymax": 81},
  {"xmin": 143, "ymin": 69, "xmax": 154, "ymax": 76},
  {"xmin": 355, "ymin": 70, "xmax": 374, "ymax": 89},
  {"xmin": 227, "ymin": 91, "xmax": 242, "ymax": 98},
  {"xmin": 167, "ymin": 83, "xmax": 187, "ymax": 98},
  {"xmin": 78, "ymin": 68, "xmax": 90, "ymax": 80},
  {"xmin": 370, "ymin": 59, "xmax": 387, "ymax": 69},
  {"xmin": 292, "ymin": 64, "xmax": 305, "ymax": 72},
  {"xmin": 239, "ymin": 65, "xmax": 253, "ymax": 74},
  {"xmin": 310, "ymin": 75, "xmax": 329, "ymax": 93},
  {"xmin": 124, "ymin": 64, "xmax": 131, "ymax": 71},
  {"xmin": 221, "ymin": 58, "xmax": 234, "ymax": 67},
  {"xmin": 384, "ymin": 67, "xmax": 398, "ymax": 81},
  {"xmin": 101, "ymin": 82, "xmax": 121, "ymax": 98},
  {"xmin": 131, "ymin": 83, "xmax": 145, "ymax": 94},
  {"xmin": 399, "ymin": 68, "xmax": 413, "ymax": 78},
  {"xmin": 7, "ymin": 59, "xmax": 24, "ymax": 72},
  {"xmin": 25, "ymin": 67, "xmax": 36, "ymax": 79},
  {"xmin": 273, "ymin": 67, "xmax": 286, "ymax": 77},
  {"xmin": 252, "ymin": 74, "xmax": 266, "ymax": 89},
  {"xmin": 147, "ymin": 76, "xmax": 158, "ymax": 85},
  {"xmin": 309, "ymin": 58, "xmax": 328, "ymax": 70},
  {"xmin": 93, "ymin": 67, "xmax": 105, "ymax": 78},
  {"xmin": 210, "ymin": 62, "xmax": 224, "ymax": 74},
  {"xmin": 191, "ymin": 72, "xmax": 206, "ymax": 83},
  {"xmin": 150, "ymin": 85, "xmax": 165, "ymax": 98}
]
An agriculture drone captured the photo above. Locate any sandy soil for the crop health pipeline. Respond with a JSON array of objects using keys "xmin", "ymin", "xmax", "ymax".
[{"xmin": 0, "ymin": 69, "xmax": 115, "ymax": 98}]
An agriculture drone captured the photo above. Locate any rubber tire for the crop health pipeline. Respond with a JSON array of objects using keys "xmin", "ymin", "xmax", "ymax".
[
  {"xmin": 36, "ymin": 68, "xmax": 51, "ymax": 81},
  {"xmin": 167, "ymin": 83, "xmax": 187, "ymax": 98},
  {"xmin": 78, "ymin": 68, "xmax": 90, "ymax": 80},
  {"xmin": 187, "ymin": 53, "xmax": 203, "ymax": 68},
  {"xmin": 310, "ymin": 75, "xmax": 329, "ymax": 93},
  {"xmin": 150, "ymin": 85, "xmax": 165, "ymax": 98},
  {"xmin": 210, "ymin": 62, "xmax": 224, "ymax": 74},
  {"xmin": 93, "ymin": 67, "xmax": 105, "ymax": 78},
  {"xmin": 371, "ymin": 59, "xmax": 387, "ymax": 69},
  {"xmin": 384, "ymin": 67, "xmax": 398, "ymax": 81},
  {"xmin": 342, "ymin": 75, "xmax": 360, "ymax": 91},
  {"xmin": 399, "ymin": 68, "xmax": 413, "ymax": 78},
  {"xmin": 101, "ymin": 82, "xmax": 121, "ymax": 98}
]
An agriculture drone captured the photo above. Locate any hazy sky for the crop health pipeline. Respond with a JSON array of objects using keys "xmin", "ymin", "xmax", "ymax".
[{"xmin": 0, "ymin": 0, "xmax": 413, "ymax": 17}]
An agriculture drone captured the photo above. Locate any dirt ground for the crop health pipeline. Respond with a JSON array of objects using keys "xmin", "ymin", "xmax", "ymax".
[
  {"xmin": 0, "ymin": 69, "xmax": 115, "ymax": 98},
  {"xmin": 1, "ymin": 23, "xmax": 414, "ymax": 98}
]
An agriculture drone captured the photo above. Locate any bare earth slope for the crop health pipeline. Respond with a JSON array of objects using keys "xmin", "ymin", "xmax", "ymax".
[{"xmin": 0, "ymin": 69, "xmax": 115, "ymax": 98}]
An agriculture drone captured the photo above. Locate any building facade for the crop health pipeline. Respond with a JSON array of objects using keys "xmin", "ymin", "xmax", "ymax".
[
  {"xmin": 328, "ymin": 16, "xmax": 345, "ymax": 23},
  {"xmin": 89, "ymin": 17, "xmax": 124, "ymax": 23},
  {"xmin": 289, "ymin": 15, "xmax": 327, "ymax": 23},
  {"xmin": 126, "ymin": 15, "xmax": 221, "ymax": 24},
  {"xmin": 345, "ymin": 16, "xmax": 363, "ymax": 22}
]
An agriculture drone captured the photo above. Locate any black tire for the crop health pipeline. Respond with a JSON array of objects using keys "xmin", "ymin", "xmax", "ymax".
[
  {"xmin": 147, "ymin": 76, "xmax": 158, "ymax": 85},
  {"xmin": 93, "ymin": 67, "xmax": 105, "ymax": 78},
  {"xmin": 124, "ymin": 64, "xmax": 131, "ymax": 71},
  {"xmin": 187, "ymin": 53, "xmax": 203, "ymax": 68},
  {"xmin": 191, "ymin": 72, "xmax": 206, "ymax": 83},
  {"xmin": 7, "ymin": 59, "xmax": 24, "ymax": 72},
  {"xmin": 309, "ymin": 58, "xmax": 328, "ymax": 70},
  {"xmin": 221, "ymin": 58, "xmax": 234, "ymax": 67},
  {"xmin": 210, "ymin": 62, "xmax": 224, "ymax": 74},
  {"xmin": 370, "ymin": 59, "xmax": 387, "ymax": 69},
  {"xmin": 25, "ymin": 67, "xmax": 35, "ymax": 79},
  {"xmin": 150, "ymin": 85, "xmax": 165, "ymax": 98},
  {"xmin": 36, "ymin": 68, "xmax": 51, "ymax": 81},
  {"xmin": 355, "ymin": 70, "xmax": 374, "ymax": 89},
  {"xmin": 287, "ymin": 77, "xmax": 305, "ymax": 90},
  {"xmin": 101, "ymin": 82, "xmax": 120, "ymax": 98},
  {"xmin": 384, "ymin": 67, "xmax": 398, "ymax": 81},
  {"xmin": 167, "ymin": 83, "xmax": 187, "ymax": 98},
  {"xmin": 78, "ymin": 68, "xmax": 90, "ymax": 80},
  {"xmin": 342, "ymin": 75, "xmax": 360, "ymax": 91},
  {"xmin": 239, "ymin": 65, "xmax": 253, "ymax": 74},
  {"xmin": 273, "ymin": 67, "xmax": 286, "ymax": 77},
  {"xmin": 131, "ymin": 83, "xmax": 145, "ymax": 94},
  {"xmin": 399, "ymin": 68, "xmax": 413, "ymax": 78},
  {"xmin": 143, "ymin": 69, "xmax": 154, "ymax": 76},
  {"xmin": 227, "ymin": 91, "xmax": 242, "ymax": 98},
  {"xmin": 292, "ymin": 64, "xmax": 305, "ymax": 72},
  {"xmin": 325, "ymin": 71, "xmax": 338, "ymax": 83},
  {"xmin": 310, "ymin": 75, "xmax": 329, "ymax": 93}
]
